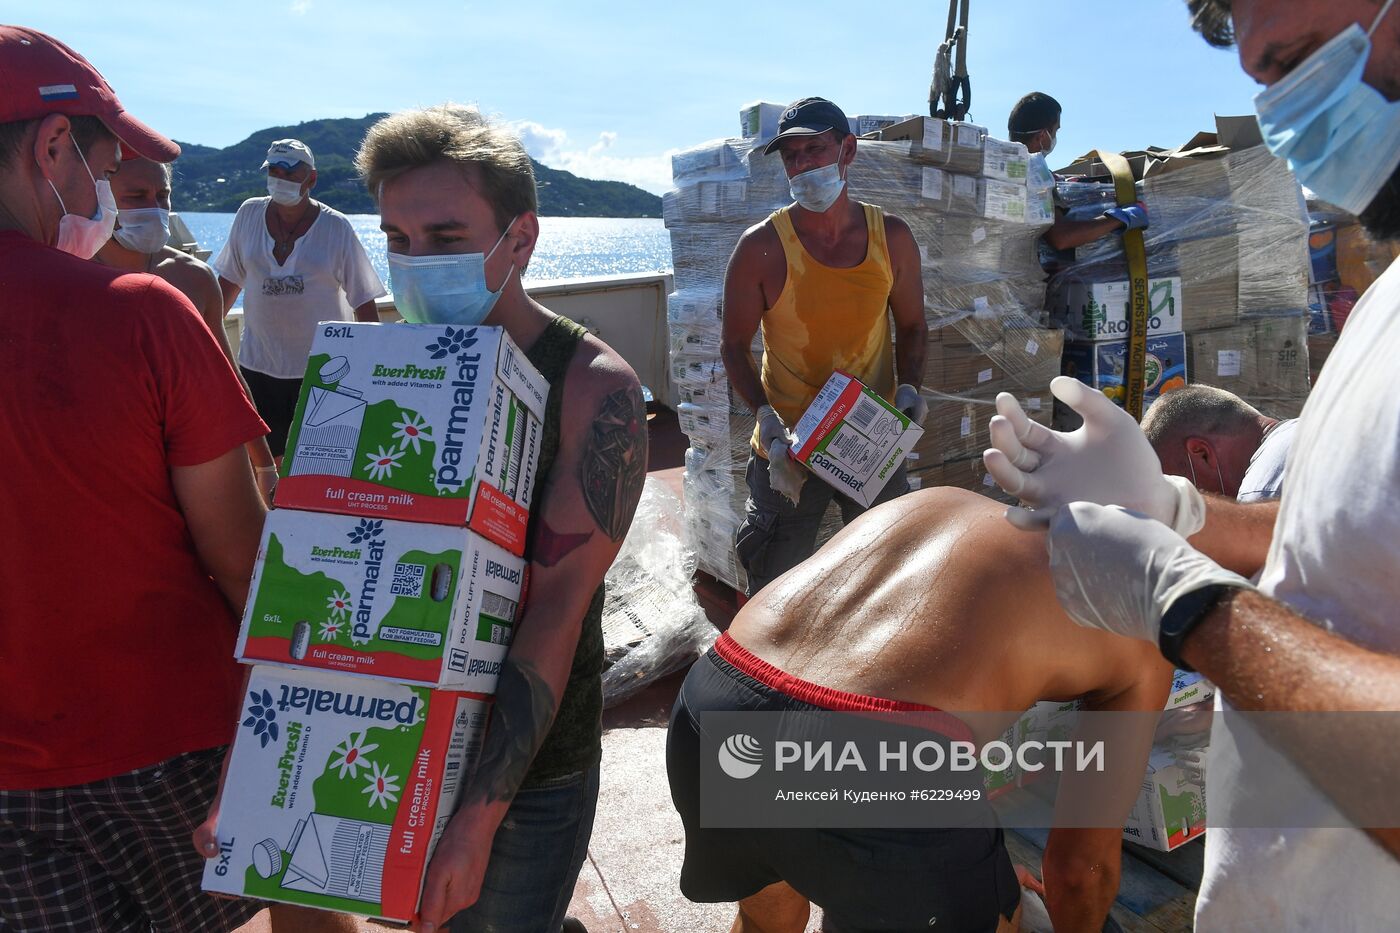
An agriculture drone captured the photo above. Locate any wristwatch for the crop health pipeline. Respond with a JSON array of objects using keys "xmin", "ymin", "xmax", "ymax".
[{"xmin": 1158, "ymin": 584, "xmax": 1234, "ymax": 671}]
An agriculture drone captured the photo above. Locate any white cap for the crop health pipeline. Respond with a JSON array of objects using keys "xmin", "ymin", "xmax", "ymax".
[{"xmin": 261, "ymin": 138, "xmax": 315, "ymax": 170}]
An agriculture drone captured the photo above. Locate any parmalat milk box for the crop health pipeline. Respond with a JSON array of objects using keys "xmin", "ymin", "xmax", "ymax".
[
  {"xmin": 203, "ymin": 666, "xmax": 489, "ymax": 921},
  {"xmin": 790, "ymin": 371, "xmax": 924, "ymax": 508},
  {"xmin": 237, "ymin": 510, "xmax": 526, "ymax": 692},
  {"xmin": 277, "ymin": 323, "xmax": 548, "ymax": 556}
]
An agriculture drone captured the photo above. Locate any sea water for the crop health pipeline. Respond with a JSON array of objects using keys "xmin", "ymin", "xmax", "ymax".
[{"xmin": 180, "ymin": 213, "xmax": 671, "ymax": 308}]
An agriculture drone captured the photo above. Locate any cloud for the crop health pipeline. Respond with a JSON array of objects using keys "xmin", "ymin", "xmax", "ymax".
[
  {"xmin": 509, "ymin": 121, "xmax": 674, "ymax": 195},
  {"xmin": 291, "ymin": 0, "xmax": 312, "ymax": 13}
]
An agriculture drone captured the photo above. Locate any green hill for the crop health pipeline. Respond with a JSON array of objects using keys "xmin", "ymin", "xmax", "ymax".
[{"xmin": 169, "ymin": 114, "xmax": 661, "ymax": 218}]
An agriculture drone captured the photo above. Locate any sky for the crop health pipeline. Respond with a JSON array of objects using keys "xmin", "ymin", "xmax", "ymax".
[{"xmin": 14, "ymin": 0, "xmax": 1265, "ymax": 195}]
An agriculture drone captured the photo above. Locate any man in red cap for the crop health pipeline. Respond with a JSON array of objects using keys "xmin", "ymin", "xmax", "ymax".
[{"xmin": 0, "ymin": 25, "xmax": 336, "ymax": 932}]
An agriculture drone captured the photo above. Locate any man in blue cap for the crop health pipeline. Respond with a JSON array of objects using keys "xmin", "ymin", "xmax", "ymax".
[{"xmin": 722, "ymin": 96, "xmax": 928, "ymax": 596}]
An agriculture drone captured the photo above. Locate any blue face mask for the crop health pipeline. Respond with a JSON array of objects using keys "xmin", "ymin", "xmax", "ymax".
[
  {"xmin": 1254, "ymin": 0, "xmax": 1400, "ymax": 215},
  {"xmin": 388, "ymin": 217, "xmax": 518, "ymax": 325},
  {"xmin": 788, "ymin": 160, "xmax": 846, "ymax": 213}
]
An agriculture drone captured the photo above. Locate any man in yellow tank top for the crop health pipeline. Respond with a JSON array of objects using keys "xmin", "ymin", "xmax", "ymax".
[{"xmin": 721, "ymin": 97, "xmax": 929, "ymax": 596}]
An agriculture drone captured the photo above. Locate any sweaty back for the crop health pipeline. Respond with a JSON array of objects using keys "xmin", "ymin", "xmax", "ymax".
[{"xmin": 729, "ymin": 488, "xmax": 1116, "ymax": 719}]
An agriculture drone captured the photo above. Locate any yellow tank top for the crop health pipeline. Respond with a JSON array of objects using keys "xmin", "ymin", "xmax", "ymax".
[{"xmin": 753, "ymin": 202, "xmax": 896, "ymax": 455}]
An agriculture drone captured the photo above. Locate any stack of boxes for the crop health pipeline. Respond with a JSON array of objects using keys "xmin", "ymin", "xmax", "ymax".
[
  {"xmin": 859, "ymin": 118, "xmax": 1061, "ymax": 500},
  {"xmin": 985, "ymin": 671, "xmax": 1215, "ymax": 852},
  {"xmin": 1052, "ymin": 133, "xmax": 1313, "ymax": 419},
  {"xmin": 664, "ymin": 110, "xmax": 1063, "ymax": 585},
  {"xmin": 203, "ymin": 323, "xmax": 549, "ymax": 922},
  {"xmin": 664, "ymin": 133, "xmax": 789, "ymax": 591}
]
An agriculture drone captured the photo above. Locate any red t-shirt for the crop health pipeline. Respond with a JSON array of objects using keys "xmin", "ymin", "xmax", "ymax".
[{"xmin": 0, "ymin": 232, "xmax": 268, "ymax": 790}]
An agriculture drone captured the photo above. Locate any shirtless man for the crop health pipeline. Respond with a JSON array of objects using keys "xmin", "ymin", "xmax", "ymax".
[
  {"xmin": 95, "ymin": 155, "xmax": 277, "ymax": 501},
  {"xmin": 668, "ymin": 487, "xmax": 1172, "ymax": 933}
]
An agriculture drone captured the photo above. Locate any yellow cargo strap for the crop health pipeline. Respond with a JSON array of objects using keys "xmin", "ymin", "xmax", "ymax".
[{"xmin": 1094, "ymin": 150, "xmax": 1149, "ymax": 421}]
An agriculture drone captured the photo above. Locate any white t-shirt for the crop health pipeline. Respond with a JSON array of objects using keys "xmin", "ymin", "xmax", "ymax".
[
  {"xmin": 213, "ymin": 198, "xmax": 386, "ymax": 378},
  {"xmin": 1196, "ymin": 262, "xmax": 1400, "ymax": 931},
  {"xmin": 1236, "ymin": 417, "xmax": 1297, "ymax": 504}
]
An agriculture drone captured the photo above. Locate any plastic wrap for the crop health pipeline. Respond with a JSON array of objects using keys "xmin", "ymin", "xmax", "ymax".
[
  {"xmin": 1051, "ymin": 144, "xmax": 1312, "ymax": 414},
  {"xmin": 668, "ymin": 121, "xmax": 1063, "ymax": 566},
  {"xmin": 601, "ymin": 477, "xmax": 716, "ymax": 707}
]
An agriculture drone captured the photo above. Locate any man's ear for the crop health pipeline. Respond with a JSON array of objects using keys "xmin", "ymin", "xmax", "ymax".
[
  {"xmin": 31, "ymin": 113, "xmax": 73, "ymax": 182},
  {"xmin": 509, "ymin": 211, "xmax": 540, "ymax": 272},
  {"xmin": 306, "ymin": 168, "xmax": 318, "ymax": 192},
  {"xmin": 1185, "ymin": 436, "xmax": 1217, "ymax": 468}
]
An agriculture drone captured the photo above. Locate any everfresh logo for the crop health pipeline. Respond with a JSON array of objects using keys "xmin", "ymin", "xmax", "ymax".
[
  {"xmin": 311, "ymin": 545, "xmax": 362, "ymax": 559},
  {"xmin": 371, "ymin": 362, "xmax": 448, "ymax": 380},
  {"xmin": 275, "ymin": 684, "xmax": 421, "ymax": 725}
]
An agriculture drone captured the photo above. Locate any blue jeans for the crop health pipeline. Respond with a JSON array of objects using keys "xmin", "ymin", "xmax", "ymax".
[{"xmin": 449, "ymin": 765, "xmax": 601, "ymax": 933}]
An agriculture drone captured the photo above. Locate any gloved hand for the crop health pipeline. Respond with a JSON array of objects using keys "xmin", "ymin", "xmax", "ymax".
[
  {"xmin": 1161, "ymin": 731, "xmax": 1210, "ymax": 787},
  {"xmin": 1046, "ymin": 501, "xmax": 1253, "ymax": 645},
  {"xmin": 983, "ymin": 376, "xmax": 1206, "ymax": 536},
  {"xmin": 1104, "ymin": 201, "xmax": 1149, "ymax": 232},
  {"xmin": 894, "ymin": 383, "xmax": 929, "ymax": 426},
  {"xmin": 767, "ymin": 438, "xmax": 806, "ymax": 506},
  {"xmin": 757, "ymin": 404, "xmax": 791, "ymax": 452}
]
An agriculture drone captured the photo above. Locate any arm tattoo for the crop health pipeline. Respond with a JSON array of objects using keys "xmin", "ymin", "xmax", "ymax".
[
  {"xmin": 533, "ymin": 517, "xmax": 594, "ymax": 567},
  {"xmin": 463, "ymin": 658, "xmax": 557, "ymax": 807},
  {"xmin": 580, "ymin": 385, "xmax": 647, "ymax": 541}
]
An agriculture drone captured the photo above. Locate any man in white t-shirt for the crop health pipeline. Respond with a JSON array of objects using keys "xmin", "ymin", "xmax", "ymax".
[
  {"xmin": 213, "ymin": 138, "xmax": 386, "ymax": 457},
  {"xmin": 979, "ymin": 1, "xmax": 1400, "ymax": 927}
]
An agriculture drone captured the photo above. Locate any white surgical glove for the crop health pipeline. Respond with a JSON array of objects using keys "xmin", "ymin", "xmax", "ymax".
[
  {"xmin": 767, "ymin": 438, "xmax": 806, "ymax": 506},
  {"xmin": 756, "ymin": 404, "xmax": 791, "ymax": 452},
  {"xmin": 1047, "ymin": 501, "xmax": 1252, "ymax": 645},
  {"xmin": 983, "ymin": 376, "xmax": 1206, "ymax": 537},
  {"xmin": 894, "ymin": 383, "xmax": 929, "ymax": 426}
]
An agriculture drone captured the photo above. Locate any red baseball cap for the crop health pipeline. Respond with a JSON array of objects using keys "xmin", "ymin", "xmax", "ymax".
[{"xmin": 0, "ymin": 25, "xmax": 179, "ymax": 162}]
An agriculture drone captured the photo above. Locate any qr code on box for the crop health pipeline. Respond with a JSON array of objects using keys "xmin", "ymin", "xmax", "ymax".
[{"xmin": 391, "ymin": 561, "xmax": 426, "ymax": 597}]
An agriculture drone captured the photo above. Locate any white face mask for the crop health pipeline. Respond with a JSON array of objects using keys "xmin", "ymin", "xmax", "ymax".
[
  {"xmin": 267, "ymin": 175, "xmax": 305, "ymax": 206},
  {"xmin": 112, "ymin": 207, "xmax": 171, "ymax": 254},
  {"xmin": 788, "ymin": 160, "xmax": 846, "ymax": 213},
  {"xmin": 1043, "ymin": 131, "xmax": 1057, "ymax": 156},
  {"xmin": 388, "ymin": 217, "xmax": 519, "ymax": 325},
  {"xmin": 47, "ymin": 138, "xmax": 117, "ymax": 259}
]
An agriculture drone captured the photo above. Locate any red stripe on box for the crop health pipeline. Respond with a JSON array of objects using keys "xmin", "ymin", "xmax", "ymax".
[
  {"xmin": 793, "ymin": 375, "xmax": 863, "ymax": 461},
  {"xmin": 238, "ymin": 637, "xmax": 444, "ymax": 684},
  {"xmin": 275, "ymin": 476, "xmax": 471, "ymax": 525},
  {"xmin": 382, "ymin": 692, "xmax": 461, "ymax": 921},
  {"xmin": 468, "ymin": 482, "xmax": 528, "ymax": 556}
]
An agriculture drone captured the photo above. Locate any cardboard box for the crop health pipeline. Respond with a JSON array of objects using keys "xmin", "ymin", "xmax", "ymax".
[
  {"xmin": 1063, "ymin": 334, "xmax": 1188, "ymax": 410},
  {"xmin": 877, "ymin": 116, "xmax": 952, "ymax": 164},
  {"xmin": 238, "ymin": 510, "xmax": 525, "ymax": 691},
  {"xmin": 790, "ymin": 372, "xmax": 923, "ymax": 507},
  {"xmin": 1187, "ymin": 317, "xmax": 1309, "ymax": 398},
  {"xmin": 1052, "ymin": 277, "xmax": 1184, "ymax": 341},
  {"xmin": 982, "ymin": 137, "xmax": 1030, "ymax": 183},
  {"xmin": 851, "ymin": 114, "xmax": 908, "ymax": 136},
  {"xmin": 740, "ymin": 101, "xmax": 785, "ymax": 144},
  {"xmin": 1122, "ymin": 746, "xmax": 1207, "ymax": 852},
  {"xmin": 202, "ymin": 666, "xmax": 489, "ymax": 921},
  {"xmin": 278, "ymin": 324, "xmax": 547, "ymax": 556}
]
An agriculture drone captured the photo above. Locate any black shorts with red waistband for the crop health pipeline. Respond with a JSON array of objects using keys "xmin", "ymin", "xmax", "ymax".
[{"xmin": 666, "ymin": 633, "xmax": 1020, "ymax": 933}]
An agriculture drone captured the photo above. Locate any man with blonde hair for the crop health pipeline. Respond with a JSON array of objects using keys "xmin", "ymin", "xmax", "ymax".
[{"xmin": 354, "ymin": 104, "xmax": 647, "ymax": 933}]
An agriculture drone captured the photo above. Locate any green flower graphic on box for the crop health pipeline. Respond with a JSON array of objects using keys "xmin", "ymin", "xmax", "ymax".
[
  {"xmin": 240, "ymin": 714, "xmax": 422, "ymax": 912},
  {"xmin": 246, "ymin": 521, "xmax": 459, "ymax": 661},
  {"xmin": 285, "ymin": 350, "xmax": 466, "ymax": 498}
]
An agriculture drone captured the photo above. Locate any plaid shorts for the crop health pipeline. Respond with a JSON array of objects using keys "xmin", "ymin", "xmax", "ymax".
[{"xmin": 0, "ymin": 747, "xmax": 263, "ymax": 932}]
